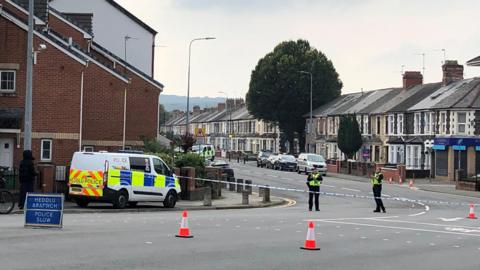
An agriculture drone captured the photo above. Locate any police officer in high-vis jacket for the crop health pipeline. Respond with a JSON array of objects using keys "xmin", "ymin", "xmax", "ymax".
[
  {"xmin": 372, "ymin": 169, "xmax": 386, "ymax": 213},
  {"xmin": 307, "ymin": 168, "xmax": 322, "ymax": 211}
]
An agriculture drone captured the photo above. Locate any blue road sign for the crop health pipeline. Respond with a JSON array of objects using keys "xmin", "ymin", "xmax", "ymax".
[{"xmin": 24, "ymin": 193, "xmax": 64, "ymax": 228}]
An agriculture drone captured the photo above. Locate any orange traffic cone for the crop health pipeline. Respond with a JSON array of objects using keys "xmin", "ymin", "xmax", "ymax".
[
  {"xmin": 175, "ymin": 211, "xmax": 194, "ymax": 238},
  {"xmin": 468, "ymin": 204, "xmax": 477, "ymax": 219},
  {"xmin": 389, "ymin": 177, "xmax": 393, "ymax": 184},
  {"xmin": 409, "ymin": 180, "xmax": 414, "ymax": 188},
  {"xmin": 300, "ymin": 221, "xmax": 320, "ymax": 250}
]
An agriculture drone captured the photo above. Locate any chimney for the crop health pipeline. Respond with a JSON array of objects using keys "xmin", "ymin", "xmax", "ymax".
[
  {"xmin": 193, "ymin": 105, "xmax": 201, "ymax": 116},
  {"xmin": 442, "ymin": 60, "xmax": 464, "ymax": 86},
  {"xmin": 402, "ymin": 71, "xmax": 423, "ymax": 89},
  {"xmin": 217, "ymin": 103, "xmax": 226, "ymax": 111}
]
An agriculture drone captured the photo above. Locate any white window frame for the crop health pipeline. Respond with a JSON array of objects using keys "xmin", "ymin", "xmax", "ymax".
[
  {"xmin": 457, "ymin": 112, "xmax": 467, "ymax": 134},
  {"xmin": 397, "ymin": 114, "xmax": 403, "ymax": 135},
  {"xmin": 363, "ymin": 116, "xmax": 369, "ymax": 135},
  {"xmin": 414, "ymin": 113, "xmax": 421, "ymax": 134},
  {"xmin": 0, "ymin": 70, "xmax": 16, "ymax": 92},
  {"xmin": 440, "ymin": 112, "xmax": 447, "ymax": 134},
  {"xmin": 388, "ymin": 114, "xmax": 395, "ymax": 135},
  {"xmin": 40, "ymin": 139, "xmax": 52, "ymax": 162},
  {"xmin": 424, "ymin": 112, "xmax": 431, "ymax": 134}
]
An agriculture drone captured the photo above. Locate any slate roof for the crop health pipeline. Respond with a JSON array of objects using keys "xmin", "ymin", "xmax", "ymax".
[
  {"xmin": 386, "ymin": 82, "xmax": 442, "ymax": 113},
  {"xmin": 467, "ymin": 55, "xmax": 480, "ymax": 66},
  {"xmin": 431, "ymin": 78, "xmax": 480, "ymax": 109},
  {"xmin": 357, "ymin": 88, "xmax": 402, "ymax": 114}
]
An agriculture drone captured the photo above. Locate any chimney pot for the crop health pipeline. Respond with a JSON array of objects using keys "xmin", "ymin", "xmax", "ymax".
[
  {"xmin": 402, "ymin": 71, "xmax": 423, "ymax": 89},
  {"xmin": 442, "ymin": 60, "xmax": 464, "ymax": 86}
]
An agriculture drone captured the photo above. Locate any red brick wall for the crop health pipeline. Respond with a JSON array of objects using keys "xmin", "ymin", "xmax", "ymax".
[{"xmin": 48, "ymin": 13, "xmax": 89, "ymax": 49}]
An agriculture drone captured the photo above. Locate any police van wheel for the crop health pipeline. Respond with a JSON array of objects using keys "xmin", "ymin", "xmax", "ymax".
[
  {"xmin": 163, "ymin": 191, "xmax": 177, "ymax": 208},
  {"xmin": 113, "ymin": 190, "xmax": 128, "ymax": 209},
  {"xmin": 75, "ymin": 199, "xmax": 89, "ymax": 208}
]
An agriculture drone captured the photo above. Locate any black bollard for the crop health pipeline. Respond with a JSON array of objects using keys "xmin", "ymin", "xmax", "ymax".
[
  {"xmin": 203, "ymin": 186, "xmax": 212, "ymax": 206},
  {"xmin": 236, "ymin": 178, "xmax": 244, "ymax": 193},
  {"xmin": 245, "ymin": 180, "xmax": 252, "ymax": 195},
  {"xmin": 229, "ymin": 177, "xmax": 236, "ymax": 191},
  {"xmin": 242, "ymin": 190, "xmax": 249, "ymax": 205},
  {"xmin": 263, "ymin": 185, "xmax": 270, "ymax": 203}
]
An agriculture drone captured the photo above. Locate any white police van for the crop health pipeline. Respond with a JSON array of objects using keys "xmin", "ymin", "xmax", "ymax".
[{"xmin": 68, "ymin": 151, "xmax": 181, "ymax": 209}]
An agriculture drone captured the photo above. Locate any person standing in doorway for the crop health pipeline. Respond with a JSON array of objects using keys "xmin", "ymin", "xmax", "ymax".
[
  {"xmin": 18, "ymin": 150, "xmax": 37, "ymax": 209},
  {"xmin": 372, "ymin": 168, "xmax": 386, "ymax": 213},
  {"xmin": 306, "ymin": 168, "xmax": 322, "ymax": 211}
]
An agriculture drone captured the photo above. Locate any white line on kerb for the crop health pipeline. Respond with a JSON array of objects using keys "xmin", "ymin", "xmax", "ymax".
[
  {"xmin": 341, "ymin": 188, "xmax": 361, "ymax": 192},
  {"xmin": 409, "ymin": 212, "xmax": 426, "ymax": 217}
]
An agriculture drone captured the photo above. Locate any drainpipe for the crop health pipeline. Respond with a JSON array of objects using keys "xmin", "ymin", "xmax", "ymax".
[
  {"xmin": 122, "ymin": 86, "xmax": 127, "ymax": 150},
  {"xmin": 79, "ymin": 71, "xmax": 84, "ymax": 151}
]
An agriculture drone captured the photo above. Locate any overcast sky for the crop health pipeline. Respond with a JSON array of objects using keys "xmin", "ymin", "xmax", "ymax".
[{"xmin": 116, "ymin": 0, "xmax": 480, "ymax": 99}]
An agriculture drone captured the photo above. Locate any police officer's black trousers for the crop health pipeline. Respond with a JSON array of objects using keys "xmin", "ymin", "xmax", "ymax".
[
  {"xmin": 19, "ymin": 181, "xmax": 34, "ymax": 208},
  {"xmin": 308, "ymin": 188, "xmax": 320, "ymax": 211},
  {"xmin": 373, "ymin": 185, "xmax": 385, "ymax": 212}
]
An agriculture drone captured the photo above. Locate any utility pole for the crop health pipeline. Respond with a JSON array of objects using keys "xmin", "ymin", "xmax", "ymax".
[{"xmin": 23, "ymin": 0, "xmax": 34, "ymax": 151}]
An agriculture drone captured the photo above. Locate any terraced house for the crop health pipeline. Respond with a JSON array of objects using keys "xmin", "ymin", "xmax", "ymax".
[
  {"xmin": 0, "ymin": 0, "xmax": 163, "ymax": 169},
  {"xmin": 306, "ymin": 60, "xmax": 480, "ymax": 182},
  {"xmin": 163, "ymin": 99, "xmax": 280, "ymax": 154}
]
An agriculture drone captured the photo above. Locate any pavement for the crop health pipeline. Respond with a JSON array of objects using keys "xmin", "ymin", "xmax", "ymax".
[
  {"xmin": 326, "ymin": 171, "xmax": 480, "ymax": 198},
  {"xmin": 3, "ymin": 161, "xmax": 480, "ymax": 269},
  {"xmin": 9, "ymin": 190, "xmax": 287, "ymax": 215}
]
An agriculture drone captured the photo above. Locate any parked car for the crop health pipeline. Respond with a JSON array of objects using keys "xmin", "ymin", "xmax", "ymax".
[
  {"xmin": 265, "ymin": 153, "xmax": 280, "ymax": 169},
  {"xmin": 256, "ymin": 150, "xmax": 272, "ymax": 167},
  {"xmin": 273, "ymin": 154, "xmax": 298, "ymax": 171},
  {"xmin": 296, "ymin": 153, "xmax": 327, "ymax": 175},
  {"xmin": 209, "ymin": 160, "xmax": 234, "ymax": 178},
  {"xmin": 241, "ymin": 151, "xmax": 257, "ymax": 161}
]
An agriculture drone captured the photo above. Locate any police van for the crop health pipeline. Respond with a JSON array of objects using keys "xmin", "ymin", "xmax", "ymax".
[{"xmin": 68, "ymin": 151, "xmax": 181, "ymax": 209}]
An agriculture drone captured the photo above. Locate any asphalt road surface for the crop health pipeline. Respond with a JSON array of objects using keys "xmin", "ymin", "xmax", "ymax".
[{"xmin": 2, "ymin": 161, "xmax": 480, "ymax": 270}]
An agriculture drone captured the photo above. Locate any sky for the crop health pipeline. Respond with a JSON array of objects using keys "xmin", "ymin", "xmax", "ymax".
[{"xmin": 116, "ymin": 0, "xmax": 480, "ymax": 99}]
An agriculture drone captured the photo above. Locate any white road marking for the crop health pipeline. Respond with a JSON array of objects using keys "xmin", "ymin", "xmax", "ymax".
[
  {"xmin": 383, "ymin": 194, "xmax": 391, "ymax": 197},
  {"xmin": 406, "ymin": 241, "xmax": 412, "ymax": 244},
  {"xmin": 453, "ymin": 245, "xmax": 460, "ymax": 248},
  {"xmin": 361, "ymin": 236, "xmax": 367, "ymax": 239},
  {"xmin": 370, "ymin": 218, "xmax": 480, "ymax": 230},
  {"xmin": 144, "ymin": 242, "xmax": 153, "ymax": 244},
  {"xmin": 322, "ymin": 184, "xmax": 335, "ymax": 188},
  {"xmin": 409, "ymin": 211, "xmax": 426, "ymax": 217},
  {"xmin": 383, "ymin": 239, "xmax": 389, "ymax": 241},
  {"xmin": 316, "ymin": 220, "xmax": 480, "ymax": 237},
  {"xmin": 439, "ymin": 217, "xmax": 464, "ymax": 222},
  {"xmin": 296, "ymin": 231, "xmax": 302, "ymax": 233},
  {"xmin": 274, "ymin": 228, "xmax": 281, "ymax": 231},
  {"xmin": 307, "ymin": 216, "xmax": 399, "ymax": 222},
  {"xmin": 235, "ymin": 225, "xmax": 241, "ymax": 228},
  {"xmin": 430, "ymin": 243, "xmax": 436, "ymax": 246},
  {"xmin": 341, "ymin": 188, "xmax": 361, "ymax": 192}
]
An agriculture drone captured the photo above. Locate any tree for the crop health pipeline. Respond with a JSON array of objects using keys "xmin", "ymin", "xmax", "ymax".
[
  {"xmin": 246, "ymin": 39, "xmax": 342, "ymax": 153},
  {"xmin": 158, "ymin": 104, "xmax": 171, "ymax": 128},
  {"xmin": 337, "ymin": 115, "xmax": 363, "ymax": 160}
]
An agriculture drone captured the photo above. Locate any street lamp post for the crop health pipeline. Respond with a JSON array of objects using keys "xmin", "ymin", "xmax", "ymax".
[
  {"xmin": 185, "ymin": 37, "xmax": 216, "ymax": 136},
  {"xmin": 299, "ymin": 71, "xmax": 313, "ymax": 153}
]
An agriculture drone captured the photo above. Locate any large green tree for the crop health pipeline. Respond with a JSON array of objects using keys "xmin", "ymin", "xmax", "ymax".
[
  {"xmin": 246, "ymin": 39, "xmax": 342, "ymax": 153},
  {"xmin": 337, "ymin": 115, "xmax": 363, "ymax": 160}
]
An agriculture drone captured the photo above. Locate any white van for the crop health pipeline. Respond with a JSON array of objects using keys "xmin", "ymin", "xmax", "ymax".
[
  {"xmin": 296, "ymin": 153, "xmax": 327, "ymax": 175},
  {"xmin": 68, "ymin": 152, "xmax": 181, "ymax": 209},
  {"xmin": 191, "ymin": 144, "xmax": 215, "ymax": 161}
]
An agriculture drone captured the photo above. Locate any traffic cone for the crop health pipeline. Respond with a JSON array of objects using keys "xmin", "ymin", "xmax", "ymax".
[
  {"xmin": 409, "ymin": 180, "xmax": 414, "ymax": 188},
  {"xmin": 300, "ymin": 221, "xmax": 320, "ymax": 250},
  {"xmin": 468, "ymin": 204, "xmax": 477, "ymax": 219},
  {"xmin": 399, "ymin": 177, "xmax": 403, "ymax": 184},
  {"xmin": 175, "ymin": 211, "xmax": 194, "ymax": 238},
  {"xmin": 389, "ymin": 177, "xmax": 393, "ymax": 184}
]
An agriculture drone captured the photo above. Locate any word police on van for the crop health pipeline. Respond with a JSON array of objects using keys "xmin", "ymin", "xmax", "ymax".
[{"xmin": 68, "ymin": 152, "xmax": 181, "ymax": 209}]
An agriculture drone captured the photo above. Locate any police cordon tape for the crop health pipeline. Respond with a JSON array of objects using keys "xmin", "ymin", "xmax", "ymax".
[{"xmin": 179, "ymin": 175, "xmax": 480, "ymax": 207}]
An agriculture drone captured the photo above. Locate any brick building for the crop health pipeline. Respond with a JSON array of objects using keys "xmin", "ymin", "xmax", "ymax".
[{"xmin": 0, "ymin": 0, "xmax": 163, "ymax": 169}]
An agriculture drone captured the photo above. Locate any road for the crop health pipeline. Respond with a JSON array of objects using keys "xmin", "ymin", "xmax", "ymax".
[{"xmin": 1, "ymin": 161, "xmax": 480, "ymax": 270}]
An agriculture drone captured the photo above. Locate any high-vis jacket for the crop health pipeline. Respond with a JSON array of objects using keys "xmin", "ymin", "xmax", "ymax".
[
  {"xmin": 371, "ymin": 172, "xmax": 383, "ymax": 186},
  {"xmin": 308, "ymin": 173, "xmax": 322, "ymax": 187}
]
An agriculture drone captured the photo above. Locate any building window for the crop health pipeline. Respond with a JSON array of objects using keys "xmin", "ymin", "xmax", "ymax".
[
  {"xmin": 414, "ymin": 113, "xmax": 421, "ymax": 134},
  {"xmin": 457, "ymin": 112, "xmax": 467, "ymax": 134},
  {"xmin": 83, "ymin": 146, "xmax": 94, "ymax": 152},
  {"xmin": 363, "ymin": 116, "xmax": 369, "ymax": 135},
  {"xmin": 406, "ymin": 145, "xmax": 421, "ymax": 169},
  {"xmin": 424, "ymin": 113, "xmax": 431, "ymax": 134},
  {"xmin": 388, "ymin": 114, "xmax": 395, "ymax": 135},
  {"xmin": 440, "ymin": 112, "xmax": 447, "ymax": 134},
  {"xmin": 397, "ymin": 114, "xmax": 403, "ymax": 135},
  {"xmin": 376, "ymin": 116, "xmax": 381, "ymax": 135},
  {"xmin": 388, "ymin": 145, "xmax": 404, "ymax": 164},
  {"xmin": 0, "ymin": 70, "xmax": 15, "ymax": 92},
  {"xmin": 40, "ymin": 139, "xmax": 52, "ymax": 161}
]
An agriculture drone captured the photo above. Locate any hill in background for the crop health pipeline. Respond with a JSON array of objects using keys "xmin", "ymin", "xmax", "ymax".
[{"xmin": 160, "ymin": 95, "xmax": 225, "ymax": 111}]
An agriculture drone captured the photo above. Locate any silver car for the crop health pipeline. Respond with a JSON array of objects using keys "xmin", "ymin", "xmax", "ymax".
[{"xmin": 296, "ymin": 153, "xmax": 327, "ymax": 175}]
